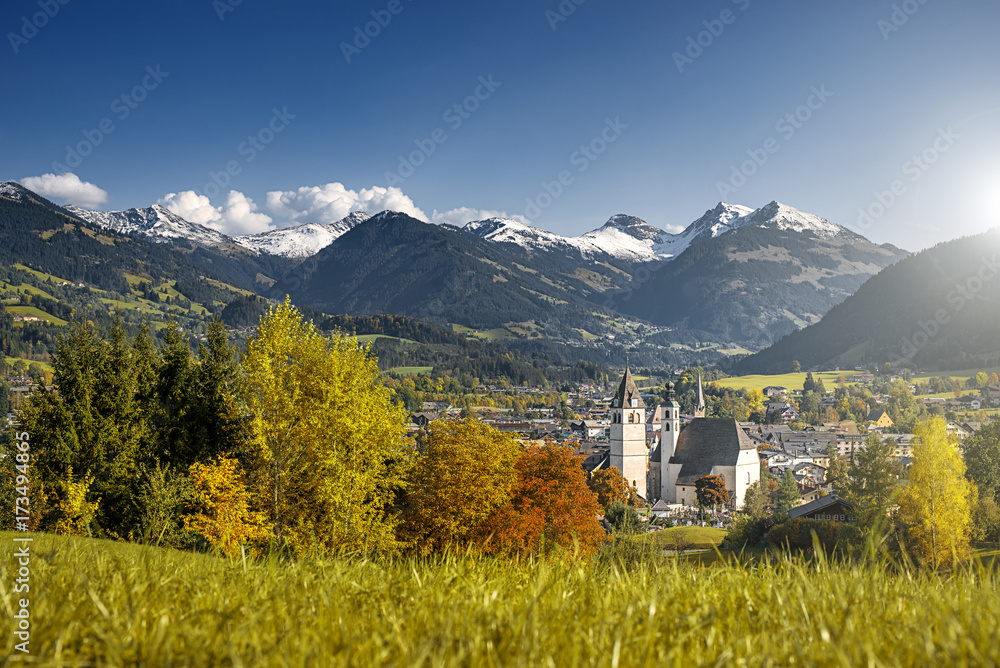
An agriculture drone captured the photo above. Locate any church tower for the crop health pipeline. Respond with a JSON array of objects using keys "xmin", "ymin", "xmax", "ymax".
[
  {"xmin": 610, "ymin": 363, "xmax": 648, "ymax": 501},
  {"xmin": 660, "ymin": 380, "xmax": 681, "ymax": 461},
  {"xmin": 694, "ymin": 374, "xmax": 706, "ymax": 418}
]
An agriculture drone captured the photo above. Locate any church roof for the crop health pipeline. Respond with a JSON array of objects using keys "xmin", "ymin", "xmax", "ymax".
[
  {"xmin": 669, "ymin": 418, "xmax": 756, "ymax": 484},
  {"xmin": 695, "ymin": 375, "xmax": 706, "ymax": 413},
  {"xmin": 612, "ymin": 365, "xmax": 646, "ymax": 409}
]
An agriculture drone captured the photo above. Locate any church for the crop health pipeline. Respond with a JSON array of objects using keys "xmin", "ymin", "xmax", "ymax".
[{"xmin": 609, "ymin": 366, "xmax": 759, "ymax": 508}]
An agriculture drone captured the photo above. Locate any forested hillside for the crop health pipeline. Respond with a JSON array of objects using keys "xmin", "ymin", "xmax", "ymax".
[{"xmin": 734, "ymin": 229, "xmax": 1000, "ymax": 373}]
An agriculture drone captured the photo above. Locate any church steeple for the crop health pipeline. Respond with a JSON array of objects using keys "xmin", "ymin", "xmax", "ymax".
[
  {"xmin": 613, "ymin": 362, "xmax": 646, "ymax": 410},
  {"xmin": 694, "ymin": 374, "xmax": 706, "ymax": 418}
]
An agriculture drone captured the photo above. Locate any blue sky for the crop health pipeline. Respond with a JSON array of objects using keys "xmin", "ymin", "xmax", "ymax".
[{"xmin": 3, "ymin": 0, "xmax": 1000, "ymax": 250}]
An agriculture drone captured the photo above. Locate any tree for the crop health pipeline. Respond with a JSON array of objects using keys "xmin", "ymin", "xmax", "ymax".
[
  {"xmin": 480, "ymin": 441, "xmax": 605, "ymax": 555},
  {"xmin": 398, "ymin": 418, "xmax": 520, "ymax": 554},
  {"xmin": 695, "ymin": 474, "xmax": 729, "ymax": 511},
  {"xmin": 896, "ymin": 417, "xmax": 974, "ymax": 569},
  {"xmin": 741, "ymin": 480, "xmax": 769, "ymax": 520},
  {"xmin": 803, "ymin": 372, "xmax": 815, "ymax": 393},
  {"xmin": 961, "ymin": 420, "xmax": 1000, "ymax": 505},
  {"xmin": 604, "ymin": 500, "xmax": 641, "ymax": 534},
  {"xmin": 824, "ymin": 442, "xmax": 847, "ymax": 489},
  {"xmin": 747, "ymin": 388, "xmax": 764, "ymax": 422},
  {"xmin": 843, "ymin": 432, "xmax": 900, "ymax": 536},
  {"xmin": 53, "ymin": 467, "xmax": 99, "ymax": 536},
  {"xmin": 791, "ymin": 360, "xmax": 801, "ymax": 373},
  {"xmin": 19, "ymin": 317, "xmax": 150, "ymax": 537},
  {"xmin": 242, "ymin": 299, "xmax": 409, "ymax": 556},
  {"xmin": 185, "ymin": 456, "xmax": 271, "ymax": 559},
  {"xmin": 588, "ymin": 466, "xmax": 638, "ymax": 508},
  {"xmin": 775, "ymin": 470, "xmax": 800, "ymax": 517}
]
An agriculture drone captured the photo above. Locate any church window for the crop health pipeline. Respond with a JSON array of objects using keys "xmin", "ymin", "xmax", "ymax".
[
  {"xmin": 628, "ymin": 414, "xmax": 635, "ymax": 424},
  {"xmin": 665, "ymin": 423, "xmax": 670, "ymax": 431}
]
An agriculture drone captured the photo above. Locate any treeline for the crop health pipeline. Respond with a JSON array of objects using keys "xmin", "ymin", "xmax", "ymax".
[{"xmin": 1, "ymin": 302, "xmax": 607, "ymax": 558}]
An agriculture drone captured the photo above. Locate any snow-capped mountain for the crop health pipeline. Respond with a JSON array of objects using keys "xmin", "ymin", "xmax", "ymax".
[
  {"xmin": 462, "ymin": 217, "xmax": 602, "ymax": 255},
  {"xmin": 66, "ymin": 204, "xmax": 230, "ymax": 247},
  {"xmin": 233, "ymin": 212, "xmax": 370, "ymax": 258},
  {"xmin": 731, "ymin": 201, "xmax": 843, "ymax": 236},
  {"xmin": 0, "ymin": 181, "xmax": 33, "ymax": 202},
  {"xmin": 463, "ymin": 201, "xmax": 848, "ymax": 263},
  {"xmin": 578, "ymin": 214, "xmax": 683, "ymax": 261}
]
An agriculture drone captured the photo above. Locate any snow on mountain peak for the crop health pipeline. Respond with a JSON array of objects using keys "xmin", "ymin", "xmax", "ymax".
[
  {"xmin": 0, "ymin": 181, "xmax": 32, "ymax": 201},
  {"xmin": 66, "ymin": 203, "xmax": 230, "ymax": 246},
  {"xmin": 232, "ymin": 211, "xmax": 371, "ymax": 258},
  {"xmin": 741, "ymin": 201, "xmax": 842, "ymax": 236}
]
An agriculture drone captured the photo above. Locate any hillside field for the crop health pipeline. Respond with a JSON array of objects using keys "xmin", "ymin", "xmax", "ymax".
[
  {"xmin": 713, "ymin": 371, "xmax": 856, "ymax": 393},
  {"xmin": 3, "ymin": 532, "xmax": 1000, "ymax": 666}
]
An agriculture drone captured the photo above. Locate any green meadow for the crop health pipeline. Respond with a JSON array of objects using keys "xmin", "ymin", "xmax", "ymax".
[{"xmin": 3, "ymin": 532, "xmax": 1000, "ymax": 666}]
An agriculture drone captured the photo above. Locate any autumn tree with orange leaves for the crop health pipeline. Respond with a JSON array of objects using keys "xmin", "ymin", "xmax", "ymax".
[
  {"xmin": 480, "ymin": 441, "xmax": 606, "ymax": 557},
  {"xmin": 588, "ymin": 466, "xmax": 639, "ymax": 508}
]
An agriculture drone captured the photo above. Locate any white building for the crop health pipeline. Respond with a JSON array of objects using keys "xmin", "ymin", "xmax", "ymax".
[
  {"xmin": 650, "ymin": 379, "xmax": 760, "ymax": 508},
  {"xmin": 609, "ymin": 365, "xmax": 649, "ymax": 501}
]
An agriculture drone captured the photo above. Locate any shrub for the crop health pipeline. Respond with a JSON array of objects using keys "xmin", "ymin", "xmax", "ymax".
[
  {"xmin": 604, "ymin": 500, "xmax": 641, "ymax": 534},
  {"xmin": 725, "ymin": 513, "xmax": 766, "ymax": 549},
  {"xmin": 768, "ymin": 517, "xmax": 845, "ymax": 552}
]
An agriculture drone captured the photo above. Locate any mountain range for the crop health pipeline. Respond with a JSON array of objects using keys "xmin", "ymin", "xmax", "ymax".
[
  {"xmin": 0, "ymin": 180, "xmax": 908, "ymax": 362},
  {"xmin": 734, "ymin": 228, "xmax": 1000, "ymax": 374}
]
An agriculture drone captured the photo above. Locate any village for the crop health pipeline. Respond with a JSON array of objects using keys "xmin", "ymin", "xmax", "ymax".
[{"xmin": 405, "ymin": 365, "xmax": 999, "ymax": 532}]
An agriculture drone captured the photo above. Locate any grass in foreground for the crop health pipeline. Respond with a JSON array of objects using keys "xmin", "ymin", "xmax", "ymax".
[{"xmin": 2, "ymin": 532, "xmax": 1000, "ymax": 666}]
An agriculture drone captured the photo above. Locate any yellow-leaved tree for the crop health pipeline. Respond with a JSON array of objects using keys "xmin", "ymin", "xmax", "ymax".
[
  {"xmin": 185, "ymin": 456, "xmax": 271, "ymax": 559},
  {"xmin": 397, "ymin": 419, "xmax": 520, "ymax": 554},
  {"xmin": 896, "ymin": 417, "xmax": 974, "ymax": 569},
  {"xmin": 241, "ymin": 299, "xmax": 409, "ymax": 556},
  {"xmin": 54, "ymin": 467, "xmax": 100, "ymax": 536}
]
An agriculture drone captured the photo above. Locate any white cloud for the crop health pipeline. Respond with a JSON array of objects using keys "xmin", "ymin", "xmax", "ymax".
[
  {"xmin": 157, "ymin": 190, "xmax": 272, "ymax": 235},
  {"xmin": 664, "ymin": 224, "xmax": 685, "ymax": 234},
  {"xmin": 430, "ymin": 207, "xmax": 530, "ymax": 227},
  {"xmin": 265, "ymin": 182, "xmax": 427, "ymax": 225},
  {"xmin": 20, "ymin": 172, "xmax": 109, "ymax": 209}
]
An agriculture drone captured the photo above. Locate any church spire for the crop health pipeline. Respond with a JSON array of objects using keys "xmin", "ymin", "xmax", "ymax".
[
  {"xmin": 694, "ymin": 374, "xmax": 706, "ymax": 418},
  {"xmin": 613, "ymin": 363, "xmax": 646, "ymax": 409}
]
